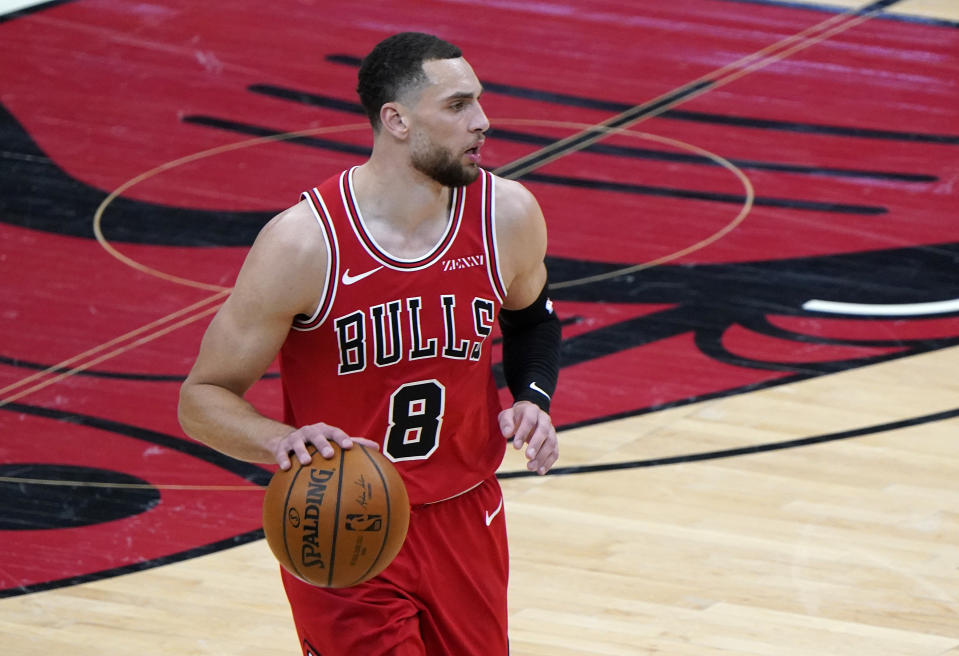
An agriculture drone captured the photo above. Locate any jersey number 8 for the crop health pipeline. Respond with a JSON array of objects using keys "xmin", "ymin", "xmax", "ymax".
[{"xmin": 384, "ymin": 380, "xmax": 445, "ymax": 462}]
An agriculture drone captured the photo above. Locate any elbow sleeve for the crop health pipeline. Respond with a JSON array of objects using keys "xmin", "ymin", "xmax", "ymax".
[{"xmin": 498, "ymin": 283, "xmax": 561, "ymax": 412}]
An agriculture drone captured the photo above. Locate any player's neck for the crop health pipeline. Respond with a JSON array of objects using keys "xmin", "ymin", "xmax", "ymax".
[
  {"xmin": 351, "ymin": 159, "xmax": 453, "ymax": 259},
  {"xmin": 353, "ymin": 158, "xmax": 451, "ymax": 229}
]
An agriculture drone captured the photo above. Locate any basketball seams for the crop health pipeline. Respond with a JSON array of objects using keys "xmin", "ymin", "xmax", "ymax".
[
  {"xmin": 347, "ymin": 446, "xmax": 393, "ymax": 587},
  {"xmin": 281, "ymin": 464, "xmax": 307, "ymax": 582},
  {"xmin": 264, "ymin": 443, "xmax": 408, "ymax": 588},
  {"xmin": 327, "ymin": 447, "xmax": 346, "ymax": 587}
]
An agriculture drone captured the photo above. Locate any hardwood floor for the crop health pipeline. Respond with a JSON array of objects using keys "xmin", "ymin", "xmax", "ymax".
[{"xmin": 1, "ymin": 0, "xmax": 957, "ymax": 654}]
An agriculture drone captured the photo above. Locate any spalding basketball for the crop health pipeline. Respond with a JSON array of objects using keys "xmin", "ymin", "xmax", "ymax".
[{"xmin": 262, "ymin": 443, "xmax": 410, "ymax": 588}]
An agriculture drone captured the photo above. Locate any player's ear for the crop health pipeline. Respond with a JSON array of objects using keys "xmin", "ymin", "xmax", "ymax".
[{"xmin": 380, "ymin": 102, "xmax": 409, "ymax": 140}]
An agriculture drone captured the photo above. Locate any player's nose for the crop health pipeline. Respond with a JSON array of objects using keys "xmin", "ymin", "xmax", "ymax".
[{"xmin": 471, "ymin": 101, "xmax": 490, "ymax": 133}]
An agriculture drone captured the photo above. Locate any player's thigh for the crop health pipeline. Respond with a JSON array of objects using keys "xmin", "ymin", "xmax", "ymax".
[
  {"xmin": 414, "ymin": 477, "xmax": 510, "ymax": 655},
  {"xmin": 282, "ymin": 568, "xmax": 426, "ymax": 656}
]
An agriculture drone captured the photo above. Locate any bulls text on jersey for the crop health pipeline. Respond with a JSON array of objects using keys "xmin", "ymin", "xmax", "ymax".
[{"xmin": 333, "ymin": 294, "xmax": 496, "ymax": 375}]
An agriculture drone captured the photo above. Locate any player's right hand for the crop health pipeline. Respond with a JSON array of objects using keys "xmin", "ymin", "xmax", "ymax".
[{"xmin": 269, "ymin": 423, "xmax": 380, "ymax": 470}]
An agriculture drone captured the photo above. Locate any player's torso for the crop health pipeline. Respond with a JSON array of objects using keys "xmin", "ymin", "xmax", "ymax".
[{"xmin": 280, "ymin": 168, "xmax": 507, "ymax": 504}]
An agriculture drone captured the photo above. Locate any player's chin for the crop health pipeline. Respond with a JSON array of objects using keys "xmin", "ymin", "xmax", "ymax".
[{"xmin": 461, "ymin": 161, "xmax": 482, "ymax": 183}]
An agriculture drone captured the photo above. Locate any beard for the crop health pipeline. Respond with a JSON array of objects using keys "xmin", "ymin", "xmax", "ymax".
[{"xmin": 410, "ymin": 135, "xmax": 480, "ymax": 188}]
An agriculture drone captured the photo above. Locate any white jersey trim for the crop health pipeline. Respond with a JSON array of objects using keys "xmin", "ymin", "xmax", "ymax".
[
  {"xmin": 292, "ymin": 188, "xmax": 339, "ymax": 331},
  {"xmin": 343, "ymin": 166, "xmax": 465, "ymax": 271},
  {"xmin": 483, "ymin": 172, "xmax": 507, "ymax": 305}
]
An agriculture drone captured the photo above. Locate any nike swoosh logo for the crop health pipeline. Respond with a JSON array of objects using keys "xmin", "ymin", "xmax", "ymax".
[
  {"xmin": 485, "ymin": 496, "xmax": 504, "ymax": 526},
  {"xmin": 529, "ymin": 381, "xmax": 551, "ymax": 400},
  {"xmin": 341, "ymin": 266, "xmax": 383, "ymax": 286}
]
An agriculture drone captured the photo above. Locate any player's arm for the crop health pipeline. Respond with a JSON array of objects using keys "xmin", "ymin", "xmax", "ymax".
[
  {"xmin": 494, "ymin": 177, "xmax": 561, "ymax": 475},
  {"xmin": 178, "ymin": 202, "xmax": 372, "ymax": 469}
]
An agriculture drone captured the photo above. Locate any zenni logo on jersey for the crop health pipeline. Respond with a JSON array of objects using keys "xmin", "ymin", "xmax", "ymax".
[{"xmin": 442, "ymin": 254, "xmax": 485, "ymax": 271}]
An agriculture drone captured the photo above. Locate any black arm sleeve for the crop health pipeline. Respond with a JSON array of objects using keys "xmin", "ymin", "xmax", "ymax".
[{"xmin": 498, "ymin": 281, "xmax": 561, "ymax": 413}]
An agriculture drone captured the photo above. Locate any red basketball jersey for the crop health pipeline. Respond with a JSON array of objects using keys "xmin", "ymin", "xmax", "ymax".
[{"xmin": 280, "ymin": 167, "xmax": 508, "ymax": 505}]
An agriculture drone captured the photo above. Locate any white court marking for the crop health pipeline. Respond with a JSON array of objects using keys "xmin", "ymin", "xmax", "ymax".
[
  {"xmin": 803, "ymin": 298, "xmax": 959, "ymax": 317},
  {"xmin": 0, "ymin": 0, "xmax": 49, "ymax": 16}
]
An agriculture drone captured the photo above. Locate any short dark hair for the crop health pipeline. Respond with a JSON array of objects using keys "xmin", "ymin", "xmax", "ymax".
[{"xmin": 357, "ymin": 32, "xmax": 462, "ymax": 130}]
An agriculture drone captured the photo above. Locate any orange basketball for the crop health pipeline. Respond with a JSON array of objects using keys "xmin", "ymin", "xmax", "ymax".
[{"xmin": 262, "ymin": 443, "xmax": 410, "ymax": 588}]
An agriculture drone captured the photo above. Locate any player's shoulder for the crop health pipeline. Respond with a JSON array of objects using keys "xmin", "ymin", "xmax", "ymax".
[
  {"xmin": 264, "ymin": 198, "xmax": 315, "ymax": 233},
  {"xmin": 490, "ymin": 174, "xmax": 540, "ymax": 218},
  {"xmin": 237, "ymin": 199, "xmax": 330, "ymax": 288},
  {"xmin": 489, "ymin": 173, "xmax": 545, "ymax": 240},
  {"xmin": 255, "ymin": 199, "xmax": 323, "ymax": 253}
]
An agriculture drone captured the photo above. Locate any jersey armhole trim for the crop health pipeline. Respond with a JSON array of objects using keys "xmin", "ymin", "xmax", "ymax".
[
  {"xmin": 482, "ymin": 171, "xmax": 508, "ymax": 304},
  {"xmin": 292, "ymin": 187, "xmax": 338, "ymax": 331}
]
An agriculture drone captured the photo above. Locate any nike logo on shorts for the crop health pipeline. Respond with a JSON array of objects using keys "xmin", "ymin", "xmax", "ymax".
[
  {"xmin": 485, "ymin": 496, "xmax": 504, "ymax": 526},
  {"xmin": 341, "ymin": 266, "xmax": 383, "ymax": 285}
]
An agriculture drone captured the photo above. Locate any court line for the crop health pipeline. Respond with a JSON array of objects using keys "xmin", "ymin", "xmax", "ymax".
[
  {"xmin": 0, "ymin": 0, "xmax": 66, "ymax": 21},
  {"xmin": 499, "ymin": 405, "xmax": 959, "ymax": 479},
  {"xmin": 0, "ymin": 292, "xmax": 227, "ymax": 400},
  {"xmin": 0, "ymin": 528, "xmax": 266, "ymax": 600},
  {"xmin": 8, "ymin": 398, "xmax": 956, "ymax": 489},
  {"xmin": 92, "ymin": 123, "xmax": 369, "ymax": 292},
  {"xmin": 90, "ymin": 2, "xmax": 887, "ymax": 299},
  {"xmin": 0, "ymin": 126, "xmax": 366, "ymax": 407},
  {"xmin": 0, "ymin": 1, "xmax": 897, "ymax": 466},
  {"xmin": 0, "ymin": 476, "xmax": 261, "ymax": 491},
  {"xmin": 803, "ymin": 298, "xmax": 959, "ymax": 316},
  {"xmin": 494, "ymin": 2, "xmax": 892, "ymax": 180},
  {"xmin": 492, "ymin": 1, "xmax": 894, "ymax": 291},
  {"xmin": 34, "ymin": 121, "xmax": 751, "ymax": 409},
  {"xmin": 497, "ymin": 121, "xmax": 756, "ymax": 289},
  {"xmin": 0, "ymin": 299, "xmax": 224, "ymax": 409}
]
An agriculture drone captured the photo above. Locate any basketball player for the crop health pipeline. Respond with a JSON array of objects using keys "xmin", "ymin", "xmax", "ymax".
[{"xmin": 178, "ymin": 32, "xmax": 561, "ymax": 655}]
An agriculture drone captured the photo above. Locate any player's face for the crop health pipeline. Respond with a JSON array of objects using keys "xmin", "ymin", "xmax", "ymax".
[{"xmin": 407, "ymin": 58, "xmax": 489, "ymax": 187}]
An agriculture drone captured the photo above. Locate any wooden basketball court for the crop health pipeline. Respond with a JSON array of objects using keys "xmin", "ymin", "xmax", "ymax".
[{"xmin": 1, "ymin": 0, "xmax": 957, "ymax": 653}]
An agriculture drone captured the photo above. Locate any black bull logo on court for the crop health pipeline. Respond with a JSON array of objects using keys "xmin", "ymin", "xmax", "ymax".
[
  {"xmin": 2, "ymin": 57, "xmax": 958, "ymax": 596},
  {"xmin": 2, "ymin": 96, "xmax": 956, "ymax": 391}
]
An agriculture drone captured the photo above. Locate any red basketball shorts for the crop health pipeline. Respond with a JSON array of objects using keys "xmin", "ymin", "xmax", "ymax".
[{"xmin": 280, "ymin": 474, "xmax": 509, "ymax": 655}]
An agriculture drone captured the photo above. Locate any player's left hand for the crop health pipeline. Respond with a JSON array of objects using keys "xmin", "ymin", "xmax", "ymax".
[{"xmin": 499, "ymin": 401, "xmax": 558, "ymax": 475}]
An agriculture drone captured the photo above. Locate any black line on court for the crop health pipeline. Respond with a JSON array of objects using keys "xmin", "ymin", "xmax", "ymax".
[
  {"xmin": 495, "ymin": 80, "xmax": 717, "ymax": 180},
  {"xmin": 245, "ymin": 85, "xmax": 935, "ymax": 183},
  {"xmin": 524, "ymin": 172, "xmax": 886, "ymax": 214},
  {"xmin": 0, "ymin": 353, "xmax": 281, "ymax": 382},
  {"xmin": 714, "ymin": 0, "xmax": 959, "ymax": 29},
  {"xmin": 499, "ymin": 405, "xmax": 959, "ymax": 479},
  {"xmin": 3, "ymin": 0, "xmax": 949, "ymax": 597},
  {"xmin": 3, "ymin": 360, "xmax": 956, "ymax": 594},
  {"xmin": 0, "ymin": 402, "xmax": 274, "ymax": 598},
  {"xmin": 859, "ymin": 0, "xmax": 907, "ymax": 10},
  {"xmin": 0, "ymin": 354, "xmax": 183, "ymax": 381},
  {"xmin": 181, "ymin": 115, "xmax": 371, "ymax": 156},
  {"xmin": 322, "ymin": 56, "xmax": 959, "ymax": 145},
  {"xmin": 491, "ymin": 128, "xmax": 935, "ymax": 183},
  {"xmin": 182, "ymin": 115, "xmax": 888, "ymax": 215},
  {"xmin": 667, "ymin": 111, "xmax": 959, "ymax": 145},
  {"xmin": 0, "ymin": 0, "xmax": 77, "ymax": 23},
  {"xmin": 547, "ymin": 335, "xmax": 959, "ymax": 437},
  {"xmin": 249, "ymin": 83, "xmax": 366, "ymax": 113},
  {"xmin": 736, "ymin": 313, "xmax": 959, "ymax": 349},
  {"xmin": 326, "ymin": 54, "xmax": 362, "ymax": 66},
  {"xmin": 1, "ymin": 402, "xmax": 273, "ymax": 486},
  {"xmin": 0, "ymin": 529, "xmax": 265, "ymax": 599}
]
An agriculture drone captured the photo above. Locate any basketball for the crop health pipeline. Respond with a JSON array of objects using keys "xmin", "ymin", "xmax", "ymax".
[{"xmin": 262, "ymin": 443, "xmax": 410, "ymax": 588}]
